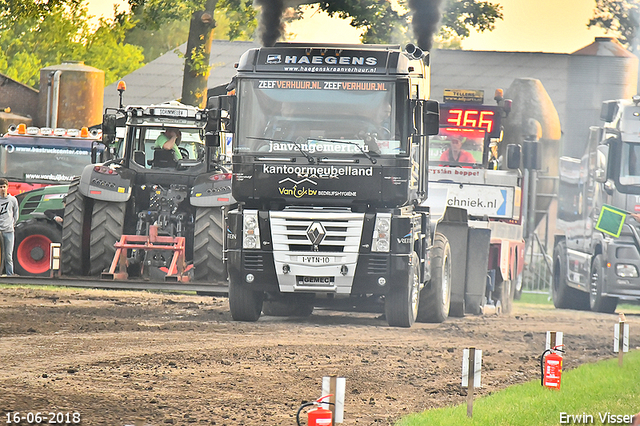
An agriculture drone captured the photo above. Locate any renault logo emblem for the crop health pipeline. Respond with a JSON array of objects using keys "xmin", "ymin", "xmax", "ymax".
[{"xmin": 306, "ymin": 222, "xmax": 326, "ymax": 248}]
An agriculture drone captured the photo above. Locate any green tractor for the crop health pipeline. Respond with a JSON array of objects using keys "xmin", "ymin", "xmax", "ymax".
[{"xmin": 13, "ymin": 185, "xmax": 69, "ymax": 276}]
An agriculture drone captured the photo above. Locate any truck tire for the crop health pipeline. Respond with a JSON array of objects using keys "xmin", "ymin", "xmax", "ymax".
[
  {"xmin": 89, "ymin": 201, "xmax": 125, "ymax": 276},
  {"xmin": 193, "ymin": 207, "xmax": 226, "ymax": 283},
  {"xmin": 61, "ymin": 182, "xmax": 90, "ymax": 276},
  {"xmin": 552, "ymin": 241, "xmax": 589, "ymax": 310},
  {"xmin": 385, "ymin": 251, "xmax": 420, "ymax": 327},
  {"xmin": 496, "ymin": 279, "xmax": 514, "ymax": 314},
  {"xmin": 589, "ymin": 254, "xmax": 618, "ymax": 313},
  {"xmin": 416, "ymin": 233, "xmax": 452, "ymax": 323},
  {"xmin": 229, "ymin": 277, "xmax": 264, "ymax": 321},
  {"xmin": 14, "ymin": 219, "xmax": 61, "ymax": 276}
]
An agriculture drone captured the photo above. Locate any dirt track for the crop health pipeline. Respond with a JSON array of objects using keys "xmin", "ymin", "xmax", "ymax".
[{"xmin": 0, "ymin": 286, "xmax": 634, "ymax": 426}]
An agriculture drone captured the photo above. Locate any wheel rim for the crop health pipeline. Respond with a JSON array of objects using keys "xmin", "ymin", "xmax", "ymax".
[
  {"xmin": 17, "ymin": 234, "xmax": 53, "ymax": 274},
  {"xmin": 441, "ymin": 251, "xmax": 451, "ymax": 311},
  {"xmin": 590, "ymin": 263, "xmax": 599, "ymax": 307},
  {"xmin": 410, "ymin": 257, "xmax": 419, "ymax": 319}
]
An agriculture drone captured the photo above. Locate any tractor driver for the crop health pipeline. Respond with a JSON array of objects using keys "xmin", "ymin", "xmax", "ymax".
[{"xmin": 155, "ymin": 128, "xmax": 183, "ymax": 160}]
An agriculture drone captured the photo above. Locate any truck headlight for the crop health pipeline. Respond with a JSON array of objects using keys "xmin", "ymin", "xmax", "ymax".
[
  {"xmin": 243, "ymin": 210, "xmax": 261, "ymax": 249},
  {"xmin": 372, "ymin": 213, "xmax": 391, "ymax": 253},
  {"xmin": 616, "ymin": 264, "xmax": 638, "ymax": 278}
]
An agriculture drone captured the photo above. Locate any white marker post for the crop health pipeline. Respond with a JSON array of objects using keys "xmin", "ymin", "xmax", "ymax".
[
  {"xmin": 461, "ymin": 347, "xmax": 482, "ymax": 417},
  {"xmin": 546, "ymin": 331, "xmax": 564, "ymax": 357},
  {"xmin": 322, "ymin": 375, "xmax": 345, "ymax": 423},
  {"xmin": 614, "ymin": 322, "xmax": 629, "ymax": 367}
]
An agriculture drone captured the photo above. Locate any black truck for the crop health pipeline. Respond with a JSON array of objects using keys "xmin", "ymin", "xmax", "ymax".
[{"xmin": 209, "ymin": 42, "xmax": 453, "ymax": 327}]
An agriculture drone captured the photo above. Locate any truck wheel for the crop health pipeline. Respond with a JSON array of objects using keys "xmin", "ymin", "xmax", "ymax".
[
  {"xmin": 61, "ymin": 181, "xmax": 90, "ymax": 276},
  {"xmin": 229, "ymin": 277, "xmax": 264, "ymax": 321},
  {"xmin": 14, "ymin": 219, "xmax": 61, "ymax": 276},
  {"xmin": 552, "ymin": 241, "xmax": 589, "ymax": 310},
  {"xmin": 263, "ymin": 294, "xmax": 314, "ymax": 317},
  {"xmin": 589, "ymin": 254, "xmax": 618, "ymax": 313},
  {"xmin": 193, "ymin": 207, "xmax": 226, "ymax": 283},
  {"xmin": 385, "ymin": 252, "xmax": 420, "ymax": 327},
  {"xmin": 89, "ymin": 201, "xmax": 125, "ymax": 276},
  {"xmin": 416, "ymin": 233, "xmax": 452, "ymax": 323},
  {"xmin": 496, "ymin": 279, "xmax": 514, "ymax": 314}
]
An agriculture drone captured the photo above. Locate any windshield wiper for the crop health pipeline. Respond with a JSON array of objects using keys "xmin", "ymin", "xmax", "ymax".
[
  {"xmin": 247, "ymin": 136, "xmax": 315, "ymax": 164},
  {"xmin": 312, "ymin": 138, "xmax": 378, "ymax": 164}
]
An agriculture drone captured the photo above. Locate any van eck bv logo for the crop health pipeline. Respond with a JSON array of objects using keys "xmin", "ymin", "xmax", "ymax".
[
  {"xmin": 266, "ymin": 55, "xmax": 377, "ymax": 66},
  {"xmin": 559, "ymin": 412, "xmax": 636, "ymax": 424},
  {"xmin": 397, "ymin": 233, "xmax": 411, "ymax": 244}
]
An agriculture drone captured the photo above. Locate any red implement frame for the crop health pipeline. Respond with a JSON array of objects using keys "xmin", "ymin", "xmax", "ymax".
[{"xmin": 101, "ymin": 225, "xmax": 190, "ymax": 282}]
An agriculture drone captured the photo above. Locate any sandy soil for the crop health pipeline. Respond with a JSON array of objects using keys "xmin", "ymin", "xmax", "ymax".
[{"xmin": 0, "ymin": 286, "xmax": 634, "ymax": 426}]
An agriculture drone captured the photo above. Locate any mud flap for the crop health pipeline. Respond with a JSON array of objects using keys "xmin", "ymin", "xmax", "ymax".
[
  {"xmin": 435, "ymin": 207, "xmax": 491, "ymax": 316},
  {"xmin": 464, "ymin": 227, "xmax": 491, "ymax": 314},
  {"xmin": 435, "ymin": 207, "xmax": 468, "ymax": 316}
]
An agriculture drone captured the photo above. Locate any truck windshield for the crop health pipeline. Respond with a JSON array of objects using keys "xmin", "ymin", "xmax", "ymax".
[
  {"xmin": 236, "ymin": 79, "xmax": 403, "ymax": 156},
  {"xmin": 0, "ymin": 136, "xmax": 99, "ymax": 183},
  {"xmin": 620, "ymin": 142, "xmax": 640, "ymax": 185},
  {"xmin": 429, "ymin": 128, "xmax": 485, "ymax": 167}
]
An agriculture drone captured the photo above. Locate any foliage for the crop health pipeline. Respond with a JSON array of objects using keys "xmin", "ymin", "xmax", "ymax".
[
  {"xmin": 0, "ymin": 1, "xmax": 143, "ymax": 88},
  {"xmin": 588, "ymin": 0, "xmax": 640, "ymax": 52},
  {"xmin": 314, "ymin": 0, "xmax": 502, "ymax": 46}
]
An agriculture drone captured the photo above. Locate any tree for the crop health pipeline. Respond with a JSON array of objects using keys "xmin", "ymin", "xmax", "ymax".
[
  {"xmin": 588, "ymin": 0, "xmax": 640, "ymax": 52},
  {"xmin": 314, "ymin": 0, "xmax": 503, "ymax": 47},
  {"xmin": 0, "ymin": 1, "xmax": 144, "ymax": 88}
]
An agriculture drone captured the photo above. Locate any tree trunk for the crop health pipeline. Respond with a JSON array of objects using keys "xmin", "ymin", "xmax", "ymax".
[{"xmin": 181, "ymin": 0, "xmax": 217, "ymax": 108}]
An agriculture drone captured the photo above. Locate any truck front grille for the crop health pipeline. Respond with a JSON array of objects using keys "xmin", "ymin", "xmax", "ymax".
[
  {"xmin": 270, "ymin": 211, "xmax": 364, "ymax": 253},
  {"xmin": 367, "ymin": 255, "xmax": 390, "ymax": 274},
  {"xmin": 243, "ymin": 253, "xmax": 264, "ymax": 271}
]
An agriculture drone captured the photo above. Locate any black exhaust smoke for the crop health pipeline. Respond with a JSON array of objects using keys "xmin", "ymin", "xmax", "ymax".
[
  {"xmin": 254, "ymin": 0, "xmax": 287, "ymax": 47},
  {"xmin": 408, "ymin": 0, "xmax": 443, "ymax": 51}
]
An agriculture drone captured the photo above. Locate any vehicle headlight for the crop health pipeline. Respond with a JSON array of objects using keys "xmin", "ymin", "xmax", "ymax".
[
  {"xmin": 616, "ymin": 264, "xmax": 638, "ymax": 278},
  {"xmin": 372, "ymin": 213, "xmax": 391, "ymax": 253},
  {"xmin": 243, "ymin": 210, "xmax": 261, "ymax": 249}
]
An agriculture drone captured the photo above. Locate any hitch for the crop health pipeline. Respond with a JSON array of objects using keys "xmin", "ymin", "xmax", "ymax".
[{"xmin": 101, "ymin": 225, "xmax": 190, "ymax": 282}]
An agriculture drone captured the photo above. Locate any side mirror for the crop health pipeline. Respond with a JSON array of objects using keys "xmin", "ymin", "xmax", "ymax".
[
  {"xmin": 207, "ymin": 95, "xmax": 236, "ymax": 134},
  {"xmin": 595, "ymin": 144, "xmax": 609, "ymax": 183},
  {"xmin": 102, "ymin": 113, "xmax": 117, "ymax": 145},
  {"xmin": 205, "ymin": 131, "xmax": 220, "ymax": 147},
  {"xmin": 522, "ymin": 140, "xmax": 541, "ymax": 170},
  {"xmin": 423, "ymin": 100, "xmax": 440, "ymax": 136},
  {"xmin": 506, "ymin": 144, "xmax": 521, "ymax": 169}
]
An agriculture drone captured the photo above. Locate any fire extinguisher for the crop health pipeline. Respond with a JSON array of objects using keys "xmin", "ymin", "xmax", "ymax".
[
  {"xmin": 540, "ymin": 344, "xmax": 565, "ymax": 390},
  {"xmin": 296, "ymin": 394, "xmax": 334, "ymax": 426}
]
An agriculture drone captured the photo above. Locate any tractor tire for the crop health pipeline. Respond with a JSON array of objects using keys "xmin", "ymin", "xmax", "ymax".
[
  {"xmin": 385, "ymin": 252, "xmax": 420, "ymax": 327},
  {"xmin": 552, "ymin": 241, "xmax": 589, "ymax": 310},
  {"xmin": 61, "ymin": 181, "xmax": 90, "ymax": 276},
  {"xmin": 589, "ymin": 254, "xmax": 618, "ymax": 313},
  {"xmin": 14, "ymin": 219, "xmax": 61, "ymax": 276},
  {"xmin": 89, "ymin": 201, "xmax": 125, "ymax": 276},
  {"xmin": 416, "ymin": 233, "xmax": 452, "ymax": 323},
  {"xmin": 193, "ymin": 207, "xmax": 226, "ymax": 283},
  {"xmin": 229, "ymin": 276, "xmax": 264, "ymax": 322}
]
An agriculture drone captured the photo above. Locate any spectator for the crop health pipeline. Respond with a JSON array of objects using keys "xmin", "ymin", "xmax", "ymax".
[
  {"xmin": 0, "ymin": 178, "xmax": 19, "ymax": 276},
  {"xmin": 155, "ymin": 128, "xmax": 183, "ymax": 159},
  {"xmin": 439, "ymin": 138, "xmax": 475, "ymax": 165}
]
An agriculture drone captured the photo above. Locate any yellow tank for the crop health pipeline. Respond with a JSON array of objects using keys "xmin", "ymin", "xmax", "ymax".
[{"xmin": 37, "ymin": 62, "xmax": 105, "ymax": 129}]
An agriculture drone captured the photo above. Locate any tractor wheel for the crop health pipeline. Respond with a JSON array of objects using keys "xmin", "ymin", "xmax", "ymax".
[
  {"xmin": 416, "ymin": 233, "xmax": 452, "ymax": 323},
  {"xmin": 14, "ymin": 219, "xmax": 61, "ymax": 276},
  {"xmin": 89, "ymin": 201, "xmax": 125, "ymax": 276},
  {"xmin": 229, "ymin": 275, "xmax": 264, "ymax": 322},
  {"xmin": 61, "ymin": 181, "xmax": 91, "ymax": 276},
  {"xmin": 193, "ymin": 207, "xmax": 226, "ymax": 283},
  {"xmin": 589, "ymin": 254, "xmax": 618, "ymax": 313},
  {"xmin": 385, "ymin": 252, "xmax": 420, "ymax": 327}
]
